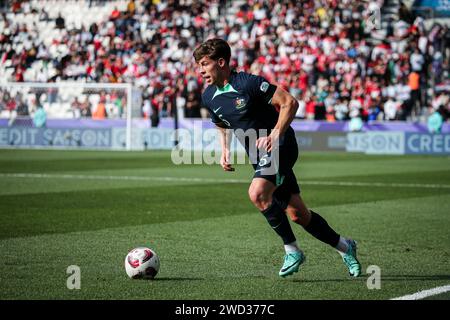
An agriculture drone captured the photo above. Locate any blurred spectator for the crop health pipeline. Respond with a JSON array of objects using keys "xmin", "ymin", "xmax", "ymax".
[
  {"xmin": 92, "ymin": 93, "xmax": 107, "ymax": 119},
  {"xmin": 397, "ymin": 78, "xmax": 412, "ymax": 120},
  {"xmin": 80, "ymin": 99, "xmax": 92, "ymax": 118},
  {"xmin": 399, "ymin": 2, "xmax": 414, "ymax": 24},
  {"xmin": 334, "ymin": 98, "xmax": 349, "ymax": 121},
  {"xmin": 175, "ymin": 91, "xmax": 186, "ymax": 120},
  {"xmin": 55, "ymin": 13, "xmax": 65, "ymax": 29},
  {"xmin": 0, "ymin": 0, "xmax": 448, "ymax": 124},
  {"xmin": 71, "ymin": 97, "xmax": 83, "ymax": 118},
  {"xmin": 11, "ymin": 0, "xmax": 22, "ymax": 13},
  {"xmin": 427, "ymin": 106, "xmax": 445, "ymax": 133},
  {"xmin": 33, "ymin": 105, "xmax": 46, "ymax": 127},
  {"xmin": 410, "ymin": 48, "xmax": 424, "ymax": 73},
  {"xmin": 349, "ymin": 113, "xmax": 364, "ymax": 132},
  {"xmin": 150, "ymin": 100, "xmax": 159, "ymax": 128},
  {"xmin": 409, "ymin": 71, "xmax": 421, "ymax": 117},
  {"xmin": 200, "ymin": 105, "xmax": 209, "ymax": 119},
  {"xmin": 185, "ymin": 92, "xmax": 201, "ymax": 118},
  {"xmin": 15, "ymin": 92, "xmax": 28, "ymax": 116},
  {"xmin": 127, "ymin": 0, "xmax": 135, "ymax": 15},
  {"xmin": 384, "ymin": 97, "xmax": 400, "ymax": 121}
]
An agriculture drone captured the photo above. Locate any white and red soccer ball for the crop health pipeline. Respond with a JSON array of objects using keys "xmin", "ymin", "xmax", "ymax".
[{"xmin": 125, "ymin": 247, "xmax": 160, "ymax": 279}]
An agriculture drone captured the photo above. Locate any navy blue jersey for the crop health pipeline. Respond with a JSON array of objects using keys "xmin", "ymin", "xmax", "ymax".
[{"xmin": 201, "ymin": 71, "xmax": 296, "ymax": 150}]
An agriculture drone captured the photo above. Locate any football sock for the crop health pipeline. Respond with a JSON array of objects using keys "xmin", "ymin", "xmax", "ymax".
[
  {"xmin": 303, "ymin": 210, "xmax": 340, "ymax": 248},
  {"xmin": 284, "ymin": 241, "xmax": 301, "ymax": 254},
  {"xmin": 262, "ymin": 199, "xmax": 296, "ymax": 245},
  {"xmin": 335, "ymin": 236, "xmax": 349, "ymax": 257}
]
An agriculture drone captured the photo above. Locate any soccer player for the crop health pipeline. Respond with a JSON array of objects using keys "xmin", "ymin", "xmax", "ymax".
[{"xmin": 193, "ymin": 38, "xmax": 361, "ymax": 278}]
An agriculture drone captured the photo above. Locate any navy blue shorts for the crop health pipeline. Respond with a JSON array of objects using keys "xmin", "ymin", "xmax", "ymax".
[{"xmin": 251, "ymin": 142, "xmax": 300, "ymax": 209}]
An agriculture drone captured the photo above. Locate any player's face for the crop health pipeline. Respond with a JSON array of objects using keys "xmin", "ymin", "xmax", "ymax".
[{"xmin": 197, "ymin": 56, "xmax": 222, "ymax": 86}]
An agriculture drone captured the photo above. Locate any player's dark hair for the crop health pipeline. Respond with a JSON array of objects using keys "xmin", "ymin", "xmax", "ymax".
[{"xmin": 193, "ymin": 38, "xmax": 231, "ymax": 65}]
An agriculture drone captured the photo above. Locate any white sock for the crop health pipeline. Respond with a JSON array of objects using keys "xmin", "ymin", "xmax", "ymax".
[
  {"xmin": 284, "ymin": 241, "xmax": 301, "ymax": 254},
  {"xmin": 335, "ymin": 236, "xmax": 349, "ymax": 257}
]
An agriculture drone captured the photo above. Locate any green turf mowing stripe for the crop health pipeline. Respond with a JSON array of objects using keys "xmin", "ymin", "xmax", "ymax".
[
  {"xmin": 3, "ymin": 172, "xmax": 450, "ymax": 189},
  {"xmin": 0, "ymin": 194, "xmax": 448, "ymax": 300},
  {"xmin": 1, "ymin": 177, "xmax": 449, "ymax": 239},
  {"xmin": 0, "ymin": 183, "xmax": 253, "ymax": 240},
  {"xmin": 302, "ymin": 170, "xmax": 450, "ymax": 186}
]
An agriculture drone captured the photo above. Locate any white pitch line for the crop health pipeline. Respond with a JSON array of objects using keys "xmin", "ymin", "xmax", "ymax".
[
  {"xmin": 297, "ymin": 180, "xmax": 450, "ymax": 189},
  {"xmin": 391, "ymin": 285, "xmax": 450, "ymax": 300},
  {"xmin": 1, "ymin": 173, "xmax": 450, "ymax": 189}
]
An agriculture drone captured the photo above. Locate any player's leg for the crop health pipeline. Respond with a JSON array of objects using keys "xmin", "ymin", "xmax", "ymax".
[
  {"xmin": 248, "ymin": 177, "xmax": 297, "ymax": 248},
  {"xmin": 248, "ymin": 177, "xmax": 305, "ymax": 277},
  {"xmin": 285, "ymin": 194, "xmax": 361, "ymax": 277}
]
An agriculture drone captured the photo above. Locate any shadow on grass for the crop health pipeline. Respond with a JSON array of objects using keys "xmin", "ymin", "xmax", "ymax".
[
  {"xmin": 381, "ymin": 274, "xmax": 450, "ymax": 281},
  {"xmin": 135, "ymin": 277, "xmax": 205, "ymax": 282},
  {"xmin": 292, "ymin": 274, "xmax": 450, "ymax": 283},
  {"xmin": 292, "ymin": 278, "xmax": 364, "ymax": 283}
]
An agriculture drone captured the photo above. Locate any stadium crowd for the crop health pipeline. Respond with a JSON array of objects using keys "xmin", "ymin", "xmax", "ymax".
[{"xmin": 0, "ymin": 0, "xmax": 449, "ymax": 124}]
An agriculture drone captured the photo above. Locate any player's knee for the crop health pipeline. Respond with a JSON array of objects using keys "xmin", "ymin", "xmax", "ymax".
[
  {"xmin": 248, "ymin": 188, "xmax": 272, "ymax": 210},
  {"xmin": 286, "ymin": 209, "xmax": 302, "ymax": 224},
  {"xmin": 288, "ymin": 211, "xmax": 301, "ymax": 224},
  {"xmin": 248, "ymin": 188, "xmax": 263, "ymax": 206},
  {"xmin": 287, "ymin": 208, "xmax": 311, "ymax": 226}
]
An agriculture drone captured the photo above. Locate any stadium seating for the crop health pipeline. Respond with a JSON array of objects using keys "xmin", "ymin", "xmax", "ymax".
[{"xmin": 0, "ymin": 0, "xmax": 448, "ymax": 122}]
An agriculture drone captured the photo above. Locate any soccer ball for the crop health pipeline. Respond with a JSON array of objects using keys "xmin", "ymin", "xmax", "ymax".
[{"xmin": 125, "ymin": 247, "xmax": 160, "ymax": 279}]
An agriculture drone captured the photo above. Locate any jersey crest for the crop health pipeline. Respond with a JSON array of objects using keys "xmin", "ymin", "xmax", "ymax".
[{"xmin": 234, "ymin": 97, "xmax": 247, "ymax": 109}]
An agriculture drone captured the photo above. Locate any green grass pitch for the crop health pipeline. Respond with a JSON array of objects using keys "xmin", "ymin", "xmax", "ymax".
[{"xmin": 0, "ymin": 149, "xmax": 449, "ymax": 300}]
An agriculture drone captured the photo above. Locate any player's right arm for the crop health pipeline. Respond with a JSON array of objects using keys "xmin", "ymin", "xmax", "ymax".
[
  {"xmin": 201, "ymin": 92, "xmax": 234, "ymax": 172},
  {"xmin": 216, "ymin": 123, "xmax": 234, "ymax": 172}
]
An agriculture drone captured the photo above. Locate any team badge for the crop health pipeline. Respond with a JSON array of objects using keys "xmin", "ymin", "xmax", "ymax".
[{"xmin": 235, "ymin": 97, "xmax": 247, "ymax": 109}]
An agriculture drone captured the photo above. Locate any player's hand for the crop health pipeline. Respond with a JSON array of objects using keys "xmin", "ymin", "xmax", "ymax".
[
  {"xmin": 256, "ymin": 136, "xmax": 270, "ymax": 151},
  {"xmin": 256, "ymin": 131, "xmax": 279, "ymax": 152},
  {"xmin": 220, "ymin": 151, "xmax": 235, "ymax": 172}
]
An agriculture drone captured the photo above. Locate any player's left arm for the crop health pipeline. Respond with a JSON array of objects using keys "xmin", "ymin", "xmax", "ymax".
[
  {"xmin": 270, "ymin": 86, "xmax": 299, "ymax": 137},
  {"xmin": 256, "ymin": 86, "xmax": 299, "ymax": 152}
]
